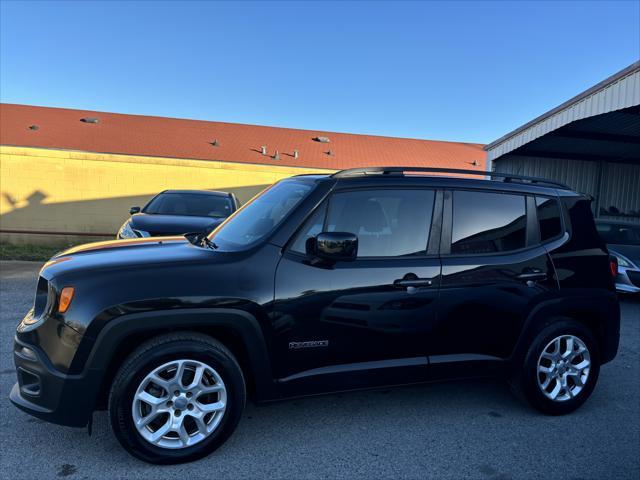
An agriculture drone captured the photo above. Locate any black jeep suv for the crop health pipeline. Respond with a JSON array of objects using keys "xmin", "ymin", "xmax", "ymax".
[{"xmin": 11, "ymin": 167, "xmax": 620, "ymax": 464}]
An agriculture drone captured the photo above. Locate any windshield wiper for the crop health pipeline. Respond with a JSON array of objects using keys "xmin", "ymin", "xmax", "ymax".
[
  {"xmin": 201, "ymin": 237, "xmax": 219, "ymax": 250},
  {"xmin": 184, "ymin": 232, "xmax": 218, "ymax": 250}
]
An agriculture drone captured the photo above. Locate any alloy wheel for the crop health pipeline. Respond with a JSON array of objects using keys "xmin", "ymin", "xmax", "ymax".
[
  {"xmin": 536, "ymin": 335, "xmax": 591, "ymax": 402},
  {"xmin": 132, "ymin": 359, "xmax": 227, "ymax": 449}
]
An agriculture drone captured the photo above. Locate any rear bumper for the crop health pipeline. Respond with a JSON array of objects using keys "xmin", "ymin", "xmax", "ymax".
[{"xmin": 10, "ymin": 336, "xmax": 101, "ymax": 428}]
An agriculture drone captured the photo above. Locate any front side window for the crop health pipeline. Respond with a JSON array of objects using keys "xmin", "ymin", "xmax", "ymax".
[
  {"xmin": 144, "ymin": 193, "xmax": 233, "ymax": 218},
  {"xmin": 451, "ymin": 191, "xmax": 527, "ymax": 255},
  {"xmin": 290, "ymin": 202, "xmax": 327, "ymax": 254},
  {"xmin": 536, "ymin": 196, "xmax": 563, "ymax": 242},
  {"xmin": 209, "ymin": 180, "xmax": 313, "ymax": 250},
  {"xmin": 322, "ymin": 189, "xmax": 435, "ymax": 257}
]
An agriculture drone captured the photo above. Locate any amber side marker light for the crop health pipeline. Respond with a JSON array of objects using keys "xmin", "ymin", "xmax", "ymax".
[{"xmin": 58, "ymin": 287, "xmax": 75, "ymax": 313}]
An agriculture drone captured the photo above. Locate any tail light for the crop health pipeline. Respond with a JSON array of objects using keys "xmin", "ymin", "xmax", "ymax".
[{"xmin": 609, "ymin": 255, "xmax": 618, "ymax": 278}]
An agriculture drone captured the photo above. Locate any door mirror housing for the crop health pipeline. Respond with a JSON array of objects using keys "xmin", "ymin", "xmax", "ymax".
[
  {"xmin": 130, "ymin": 206, "xmax": 141, "ymax": 215},
  {"xmin": 308, "ymin": 232, "xmax": 358, "ymax": 262}
]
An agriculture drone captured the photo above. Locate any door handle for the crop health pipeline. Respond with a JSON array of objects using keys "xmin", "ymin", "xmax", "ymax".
[
  {"xmin": 393, "ymin": 278, "xmax": 433, "ymax": 288},
  {"xmin": 516, "ymin": 271, "xmax": 547, "ymax": 282}
]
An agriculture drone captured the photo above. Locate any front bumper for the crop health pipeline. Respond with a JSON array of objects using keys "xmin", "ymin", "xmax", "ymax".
[
  {"xmin": 615, "ymin": 267, "xmax": 640, "ymax": 294},
  {"xmin": 10, "ymin": 336, "xmax": 102, "ymax": 428}
]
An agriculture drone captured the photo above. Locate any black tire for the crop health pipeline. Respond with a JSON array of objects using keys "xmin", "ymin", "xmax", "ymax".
[
  {"xmin": 108, "ymin": 332, "xmax": 246, "ymax": 464},
  {"xmin": 512, "ymin": 319, "xmax": 600, "ymax": 415}
]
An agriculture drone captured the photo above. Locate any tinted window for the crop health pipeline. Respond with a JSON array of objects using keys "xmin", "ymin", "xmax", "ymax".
[
  {"xmin": 325, "ymin": 189, "xmax": 435, "ymax": 257},
  {"xmin": 144, "ymin": 193, "xmax": 232, "ymax": 218},
  {"xmin": 452, "ymin": 191, "xmax": 526, "ymax": 254},
  {"xmin": 536, "ymin": 196, "xmax": 563, "ymax": 241},
  {"xmin": 210, "ymin": 180, "xmax": 312, "ymax": 250},
  {"xmin": 290, "ymin": 203, "xmax": 327, "ymax": 254},
  {"xmin": 596, "ymin": 221, "xmax": 640, "ymax": 246}
]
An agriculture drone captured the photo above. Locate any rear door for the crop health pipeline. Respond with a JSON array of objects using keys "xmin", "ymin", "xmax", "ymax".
[{"xmin": 432, "ymin": 188, "xmax": 559, "ymax": 368}]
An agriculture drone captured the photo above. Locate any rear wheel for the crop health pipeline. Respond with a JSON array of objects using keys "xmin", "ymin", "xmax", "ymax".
[
  {"xmin": 109, "ymin": 332, "xmax": 245, "ymax": 464},
  {"xmin": 513, "ymin": 320, "xmax": 600, "ymax": 415}
]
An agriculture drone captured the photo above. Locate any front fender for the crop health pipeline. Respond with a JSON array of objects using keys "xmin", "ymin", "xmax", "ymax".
[{"xmin": 62, "ymin": 308, "xmax": 276, "ymax": 423}]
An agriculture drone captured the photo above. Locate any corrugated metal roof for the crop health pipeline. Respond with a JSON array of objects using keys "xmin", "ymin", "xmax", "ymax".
[
  {"xmin": 0, "ymin": 103, "xmax": 486, "ymax": 171},
  {"xmin": 485, "ymin": 61, "xmax": 640, "ymax": 161}
]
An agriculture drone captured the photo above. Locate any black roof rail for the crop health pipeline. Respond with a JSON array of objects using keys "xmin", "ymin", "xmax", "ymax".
[{"xmin": 331, "ymin": 166, "xmax": 571, "ymax": 190}]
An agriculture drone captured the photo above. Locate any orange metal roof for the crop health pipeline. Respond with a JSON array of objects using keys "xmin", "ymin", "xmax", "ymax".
[{"xmin": 0, "ymin": 103, "xmax": 486, "ymax": 171}]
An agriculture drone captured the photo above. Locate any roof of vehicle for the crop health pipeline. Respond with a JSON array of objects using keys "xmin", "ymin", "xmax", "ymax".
[
  {"xmin": 159, "ymin": 189, "xmax": 232, "ymax": 196},
  {"xmin": 294, "ymin": 166, "xmax": 579, "ymax": 196}
]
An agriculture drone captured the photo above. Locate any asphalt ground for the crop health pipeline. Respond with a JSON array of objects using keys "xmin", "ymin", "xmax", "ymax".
[{"xmin": 1, "ymin": 260, "xmax": 638, "ymax": 479}]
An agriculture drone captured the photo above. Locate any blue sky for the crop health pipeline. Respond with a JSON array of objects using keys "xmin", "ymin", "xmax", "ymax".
[{"xmin": 1, "ymin": 1, "xmax": 638, "ymax": 144}]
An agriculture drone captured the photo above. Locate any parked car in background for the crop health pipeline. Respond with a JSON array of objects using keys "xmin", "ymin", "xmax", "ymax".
[
  {"xmin": 596, "ymin": 219, "xmax": 640, "ymax": 294},
  {"xmin": 117, "ymin": 190, "xmax": 239, "ymax": 239},
  {"xmin": 11, "ymin": 167, "xmax": 620, "ymax": 464}
]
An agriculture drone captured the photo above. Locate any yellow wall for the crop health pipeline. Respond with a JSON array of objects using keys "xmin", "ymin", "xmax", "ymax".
[{"xmin": 0, "ymin": 146, "xmax": 331, "ymax": 245}]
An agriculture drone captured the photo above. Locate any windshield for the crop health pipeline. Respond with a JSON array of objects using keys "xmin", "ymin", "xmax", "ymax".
[
  {"xmin": 596, "ymin": 222, "xmax": 640, "ymax": 246},
  {"xmin": 144, "ymin": 192, "xmax": 233, "ymax": 218},
  {"xmin": 209, "ymin": 180, "xmax": 313, "ymax": 250}
]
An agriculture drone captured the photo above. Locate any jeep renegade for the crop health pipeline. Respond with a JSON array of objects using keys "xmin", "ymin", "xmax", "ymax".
[{"xmin": 10, "ymin": 167, "xmax": 620, "ymax": 464}]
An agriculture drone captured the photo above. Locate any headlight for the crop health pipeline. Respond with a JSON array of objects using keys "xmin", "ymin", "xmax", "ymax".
[
  {"xmin": 18, "ymin": 308, "xmax": 47, "ymax": 333},
  {"xmin": 118, "ymin": 221, "xmax": 137, "ymax": 239},
  {"xmin": 612, "ymin": 253, "xmax": 636, "ymax": 269}
]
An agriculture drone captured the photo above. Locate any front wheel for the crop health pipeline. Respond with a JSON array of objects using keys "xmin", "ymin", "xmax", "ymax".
[
  {"xmin": 108, "ymin": 332, "xmax": 246, "ymax": 464},
  {"xmin": 513, "ymin": 320, "xmax": 600, "ymax": 415}
]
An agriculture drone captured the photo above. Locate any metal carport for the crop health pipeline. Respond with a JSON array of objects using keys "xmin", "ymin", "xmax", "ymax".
[{"xmin": 485, "ymin": 61, "xmax": 640, "ymax": 223}]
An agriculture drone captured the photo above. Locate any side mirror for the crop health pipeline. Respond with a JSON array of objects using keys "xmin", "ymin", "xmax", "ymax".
[
  {"xmin": 308, "ymin": 232, "xmax": 358, "ymax": 262},
  {"xmin": 129, "ymin": 206, "xmax": 141, "ymax": 215}
]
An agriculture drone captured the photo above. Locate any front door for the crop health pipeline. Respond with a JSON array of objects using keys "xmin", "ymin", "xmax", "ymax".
[{"xmin": 272, "ymin": 187, "xmax": 442, "ymax": 391}]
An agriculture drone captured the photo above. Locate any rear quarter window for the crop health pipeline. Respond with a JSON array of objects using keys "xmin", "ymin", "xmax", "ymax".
[{"xmin": 535, "ymin": 196, "xmax": 563, "ymax": 242}]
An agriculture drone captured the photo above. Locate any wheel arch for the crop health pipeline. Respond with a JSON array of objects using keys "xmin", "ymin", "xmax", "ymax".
[
  {"xmin": 85, "ymin": 308, "xmax": 276, "ymax": 412},
  {"xmin": 511, "ymin": 293, "xmax": 620, "ymax": 366}
]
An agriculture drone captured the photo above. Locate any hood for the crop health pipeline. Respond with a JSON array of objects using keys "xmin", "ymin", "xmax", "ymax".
[
  {"xmin": 40, "ymin": 236, "xmax": 218, "ymax": 279},
  {"xmin": 608, "ymin": 244, "xmax": 640, "ymax": 267},
  {"xmin": 129, "ymin": 213, "xmax": 225, "ymax": 236}
]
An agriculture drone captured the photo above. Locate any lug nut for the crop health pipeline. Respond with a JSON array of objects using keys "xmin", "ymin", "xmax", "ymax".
[
  {"xmin": 174, "ymin": 390, "xmax": 180, "ymax": 396},
  {"xmin": 186, "ymin": 392, "xmax": 192, "ymax": 398},
  {"xmin": 175, "ymin": 410, "xmax": 182, "ymax": 416},
  {"xmin": 187, "ymin": 404, "xmax": 194, "ymax": 410},
  {"xmin": 167, "ymin": 400, "xmax": 173, "ymax": 407}
]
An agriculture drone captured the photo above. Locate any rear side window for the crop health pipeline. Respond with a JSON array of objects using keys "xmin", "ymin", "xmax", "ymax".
[
  {"xmin": 451, "ymin": 191, "xmax": 527, "ymax": 255},
  {"xmin": 535, "ymin": 196, "xmax": 563, "ymax": 241}
]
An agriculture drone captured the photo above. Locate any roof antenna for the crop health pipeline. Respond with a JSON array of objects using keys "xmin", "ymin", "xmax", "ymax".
[{"xmin": 261, "ymin": 146, "xmax": 267, "ymax": 155}]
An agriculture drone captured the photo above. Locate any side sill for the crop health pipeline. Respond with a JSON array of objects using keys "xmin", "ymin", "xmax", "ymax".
[
  {"xmin": 277, "ymin": 357, "xmax": 429, "ymax": 383},
  {"xmin": 277, "ymin": 354, "xmax": 505, "ymax": 383}
]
